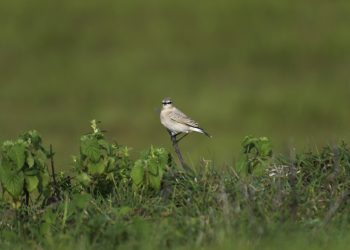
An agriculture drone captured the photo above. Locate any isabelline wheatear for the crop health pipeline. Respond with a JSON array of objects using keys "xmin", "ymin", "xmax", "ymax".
[{"xmin": 160, "ymin": 97, "xmax": 211, "ymax": 139}]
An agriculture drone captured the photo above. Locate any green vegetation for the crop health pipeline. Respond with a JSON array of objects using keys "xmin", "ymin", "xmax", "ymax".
[
  {"xmin": 0, "ymin": 130, "xmax": 51, "ymax": 209},
  {"xmin": 1, "ymin": 121, "xmax": 350, "ymax": 249}
]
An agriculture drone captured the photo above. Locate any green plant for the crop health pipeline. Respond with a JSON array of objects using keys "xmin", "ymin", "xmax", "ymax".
[
  {"xmin": 0, "ymin": 130, "xmax": 50, "ymax": 208},
  {"xmin": 3, "ymin": 123, "xmax": 350, "ymax": 250},
  {"xmin": 237, "ymin": 135, "xmax": 273, "ymax": 176},
  {"xmin": 73, "ymin": 120, "xmax": 132, "ymax": 195},
  {"xmin": 131, "ymin": 146, "xmax": 169, "ymax": 191}
]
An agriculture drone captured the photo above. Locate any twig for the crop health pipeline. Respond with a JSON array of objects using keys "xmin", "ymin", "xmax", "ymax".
[
  {"xmin": 24, "ymin": 182, "xmax": 29, "ymax": 207},
  {"xmin": 167, "ymin": 130, "xmax": 192, "ymax": 172},
  {"xmin": 61, "ymin": 194, "xmax": 69, "ymax": 231},
  {"xmin": 171, "ymin": 134, "xmax": 186, "ymax": 167},
  {"xmin": 289, "ymin": 148, "xmax": 298, "ymax": 221},
  {"xmin": 49, "ymin": 145, "xmax": 60, "ymax": 197}
]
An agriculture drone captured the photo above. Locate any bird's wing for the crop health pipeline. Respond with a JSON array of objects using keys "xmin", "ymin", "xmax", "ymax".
[{"xmin": 169, "ymin": 108, "xmax": 199, "ymax": 127}]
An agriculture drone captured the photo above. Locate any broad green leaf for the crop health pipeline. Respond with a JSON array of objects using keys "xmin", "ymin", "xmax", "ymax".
[
  {"xmin": 40, "ymin": 172, "xmax": 50, "ymax": 188},
  {"xmin": 36, "ymin": 149, "xmax": 47, "ymax": 168},
  {"xmin": 87, "ymin": 161, "xmax": 106, "ymax": 175},
  {"xmin": 150, "ymin": 147, "xmax": 167, "ymax": 163},
  {"xmin": 258, "ymin": 138, "xmax": 272, "ymax": 157},
  {"xmin": 81, "ymin": 137, "xmax": 101, "ymax": 162},
  {"xmin": 29, "ymin": 130, "xmax": 41, "ymax": 145},
  {"xmin": 98, "ymin": 139, "xmax": 110, "ymax": 150},
  {"xmin": 21, "ymin": 130, "xmax": 42, "ymax": 146},
  {"xmin": 0, "ymin": 159, "xmax": 11, "ymax": 173},
  {"xmin": 76, "ymin": 172, "xmax": 92, "ymax": 186},
  {"xmin": 131, "ymin": 160, "xmax": 144, "ymax": 186},
  {"xmin": 242, "ymin": 136, "xmax": 257, "ymax": 154},
  {"xmin": 106, "ymin": 157, "xmax": 116, "ymax": 172},
  {"xmin": 2, "ymin": 191, "xmax": 16, "ymax": 207},
  {"xmin": 148, "ymin": 161, "xmax": 159, "ymax": 176},
  {"xmin": 2, "ymin": 170, "xmax": 24, "ymax": 198},
  {"xmin": 0, "ymin": 161, "xmax": 13, "ymax": 183},
  {"xmin": 156, "ymin": 149, "xmax": 169, "ymax": 166},
  {"xmin": 24, "ymin": 168, "xmax": 39, "ymax": 176},
  {"xmin": 26, "ymin": 153, "xmax": 35, "ymax": 168},
  {"xmin": 25, "ymin": 176, "xmax": 39, "ymax": 192},
  {"xmin": 148, "ymin": 164, "xmax": 163, "ymax": 191},
  {"xmin": 9, "ymin": 143, "xmax": 26, "ymax": 169},
  {"xmin": 149, "ymin": 173, "xmax": 162, "ymax": 191}
]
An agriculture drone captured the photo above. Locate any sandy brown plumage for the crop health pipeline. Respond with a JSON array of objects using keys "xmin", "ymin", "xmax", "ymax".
[
  {"xmin": 160, "ymin": 98, "xmax": 211, "ymax": 138},
  {"xmin": 167, "ymin": 107, "xmax": 199, "ymax": 128}
]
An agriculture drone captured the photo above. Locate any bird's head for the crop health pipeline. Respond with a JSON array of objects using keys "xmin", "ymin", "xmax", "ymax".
[{"xmin": 162, "ymin": 97, "xmax": 173, "ymax": 108}]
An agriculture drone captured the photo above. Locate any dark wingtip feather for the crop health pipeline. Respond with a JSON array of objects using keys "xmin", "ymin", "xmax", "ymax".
[{"xmin": 201, "ymin": 129, "xmax": 212, "ymax": 138}]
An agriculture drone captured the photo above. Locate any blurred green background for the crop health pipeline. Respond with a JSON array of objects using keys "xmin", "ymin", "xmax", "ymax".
[{"xmin": 1, "ymin": 0, "xmax": 350, "ymax": 168}]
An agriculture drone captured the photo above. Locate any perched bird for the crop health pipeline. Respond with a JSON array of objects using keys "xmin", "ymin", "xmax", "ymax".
[{"xmin": 160, "ymin": 97, "xmax": 211, "ymax": 138}]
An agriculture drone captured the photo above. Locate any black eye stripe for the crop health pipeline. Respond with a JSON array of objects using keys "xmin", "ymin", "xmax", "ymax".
[{"xmin": 162, "ymin": 101, "xmax": 172, "ymax": 105}]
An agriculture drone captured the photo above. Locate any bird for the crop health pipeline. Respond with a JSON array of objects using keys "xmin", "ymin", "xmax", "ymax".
[{"xmin": 160, "ymin": 97, "xmax": 211, "ymax": 139}]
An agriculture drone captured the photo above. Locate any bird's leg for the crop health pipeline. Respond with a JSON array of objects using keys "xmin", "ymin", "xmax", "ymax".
[
  {"xmin": 175, "ymin": 133, "xmax": 189, "ymax": 143},
  {"xmin": 167, "ymin": 129, "xmax": 176, "ymax": 137}
]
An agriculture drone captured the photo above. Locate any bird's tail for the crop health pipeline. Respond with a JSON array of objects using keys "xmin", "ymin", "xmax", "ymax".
[
  {"xmin": 201, "ymin": 129, "xmax": 212, "ymax": 138},
  {"xmin": 191, "ymin": 127, "xmax": 212, "ymax": 138}
]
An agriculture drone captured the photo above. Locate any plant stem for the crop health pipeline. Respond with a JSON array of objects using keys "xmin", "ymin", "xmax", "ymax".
[
  {"xmin": 61, "ymin": 194, "xmax": 69, "ymax": 231},
  {"xmin": 24, "ymin": 184, "xmax": 29, "ymax": 207},
  {"xmin": 50, "ymin": 144, "xmax": 60, "ymax": 197}
]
